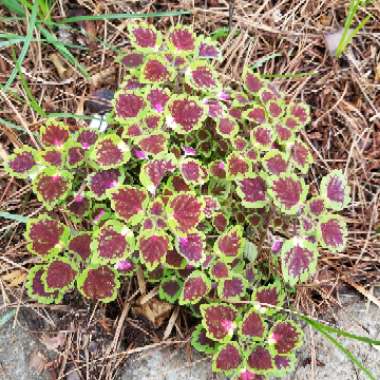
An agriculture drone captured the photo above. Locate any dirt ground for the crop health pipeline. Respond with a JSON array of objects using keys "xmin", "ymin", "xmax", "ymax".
[{"xmin": 0, "ymin": 1, "xmax": 380, "ymax": 379}]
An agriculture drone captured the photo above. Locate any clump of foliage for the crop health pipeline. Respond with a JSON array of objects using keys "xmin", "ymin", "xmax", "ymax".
[{"xmin": 3, "ymin": 22, "xmax": 350, "ymax": 379}]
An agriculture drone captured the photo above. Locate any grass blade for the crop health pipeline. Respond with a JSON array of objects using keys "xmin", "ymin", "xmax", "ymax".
[
  {"xmin": 59, "ymin": 10, "xmax": 191, "ymax": 23},
  {"xmin": 0, "ymin": 0, "xmax": 25, "ymax": 16},
  {"xmin": 300, "ymin": 315, "xmax": 380, "ymax": 345},
  {"xmin": 252, "ymin": 52, "xmax": 282, "ymax": 70},
  {"xmin": 0, "ymin": 211, "xmax": 29, "ymax": 224},
  {"xmin": 304, "ymin": 317, "xmax": 377, "ymax": 380},
  {"xmin": 39, "ymin": 27, "xmax": 90, "ymax": 79},
  {"xmin": 2, "ymin": 0, "xmax": 37, "ymax": 92}
]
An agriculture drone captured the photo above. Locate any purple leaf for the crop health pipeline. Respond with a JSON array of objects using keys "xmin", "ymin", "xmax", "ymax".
[
  {"xmin": 217, "ymin": 275, "xmax": 247, "ymax": 301},
  {"xmin": 44, "ymin": 258, "xmax": 77, "ymax": 291},
  {"xmin": 77, "ymin": 265, "xmax": 119, "ymax": 303},
  {"xmin": 236, "ymin": 175, "xmax": 267, "ymax": 208},
  {"xmin": 320, "ymin": 170, "xmax": 350, "ymax": 211},
  {"xmin": 281, "ymin": 238, "xmax": 318, "ymax": 285},
  {"xmin": 176, "ymin": 232, "xmax": 205, "ymax": 265},
  {"xmin": 239, "ymin": 309, "xmax": 266, "ymax": 340},
  {"xmin": 269, "ymin": 320, "xmax": 303, "ymax": 354},
  {"xmin": 168, "ymin": 26, "xmax": 195, "ymax": 53},
  {"xmin": 110, "ymin": 186, "xmax": 148, "ymax": 225},
  {"xmin": 180, "ymin": 270, "xmax": 211, "ymax": 304},
  {"xmin": 6, "ymin": 148, "xmax": 37, "ymax": 178},
  {"xmin": 139, "ymin": 232, "xmax": 169, "ymax": 270},
  {"xmin": 40, "ymin": 123, "xmax": 69, "ymax": 147},
  {"xmin": 128, "ymin": 23, "xmax": 161, "ymax": 50},
  {"xmin": 88, "ymin": 168, "xmax": 122, "ymax": 199},
  {"xmin": 247, "ymin": 346, "xmax": 274, "ymax": 373},
  {"xmin": 268, "ymin": 174, "xmax": 307, "ymax": 214},
  {"xmin": 141, "ymin": 56, "xmax": 172, "ymax": 83},
  {"xmin": 212, "ymin": 342, "xmax": 242, "ymax": 374},
  {"xmin": 146, "ymin": 88, "xmax": 170, "ymax": 113},
  {"xmin": 115, "ymin": 93, "xmax": 145, "ymax": 120},
  {"xmin": 200, "ymin": 303, "xmax": 238, "ymax": 342},
  {"xmin": 318, "ymin": 214, "xmax": 347, "ymax": 252},
  {"xmin": 180, "ymin": 158, "xmax": 208, "ymax": 185},
  {"xmin": 68, "ymin": 233, "xmax": 91, "ymax": 261},
  {"xmin": 167, "ymin": 193, "xmax": 203, "ymax": 233},
  {"xmin": 210, "ymin": 260, "xmax": 230, "ymax": 279},
  {"xmin": 244, "ymin": 71, "xmax": 266, "ymax": 94},
  {"xmin": 137, "ymin": 133, "xmax": 167, "ymax": 155},
  {"xmin": 215, "ymin": 225, "xmax": 244, "ymax": 262}
]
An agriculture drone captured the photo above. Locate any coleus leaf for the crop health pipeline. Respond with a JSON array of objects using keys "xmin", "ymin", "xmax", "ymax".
[
  {"xmin": 262, "ymin": 150, "xmax": 288, "ymax": 175},
  {"xmin": 128, "ymin": 22, "xmax": 162, "ymax": 51},
  {"xmin": 179, "ymin": 270, "xmax": 211, "ymax": 305},
  {"xmin": 110, "ymin": 186, "xmax": 148, "ymax": 225},
  {"xmin": 179, "ymin": 158, "xmax": 208, "ymax": 186},
  {"xmin": 40, "ymin": 148, "xmax": 63, "ymax": 167},
  {"xmin": 40, "ymin": 122, "xmax": 70, "ymax": 148},
  {"xmin": 164, "ymin": 249, "xmax": 186, "ymax": 269},
  {"xmin": 247, "ymin": 346, "xmax": 274, "ymax": 374},
  {"xmin": 4, "ymin": 146, "xmax": 39, "ymax": 179},
  {"xmin": 42, "ymin": 257, "xmax": 78, "ymax": 292},
  {"xmin": 317, "ymin": 214, "xmax": 347, "ymax": 252},
  {"xmin": 91, "ymin": 220, "xmax": 135, "ymax": 264},
  {"xmin": 268, "ymin": 320, "xmax": 303, "ymax": 354},
  {"xmin": 169, "ymin": 174, "xmax": 190, "ymax": 192},
  {"xmin": 212, "ymin": 212, "xmax": 229, "ymax": 233},
  {"xmin": 164, "ymin": 53, "xmax": 188, "ymax": 68},
  {"xmin": 203, "ymin": 195, "xmax": 220, "ymax": 218},
  {"xmin": 26, "ymin": 265, "xmax": 63, "ymax": 304},
  {"xmin": 139, "ymin": 154, "xmax": 176, "ymax": 194},
  {"xmin": 244, "ymin": 106, "xmax": 267, "ymax": 125},
  {"xmin": 259, "ymin": 84, "xmax": 280, "ymax": 104},
  {"xmin": 216, "ymin": 116, "xmax": 239, "ymax": 138},
  {"xmin": 175, "ymin": 231, "xmax": 206, "ymax": 266},
  {"xmin": 250, "ymin": 126, "xmax": 274, "ymax": 150},
  {"xmin": 265, "ymin": 99, "xmax": 285, "ymax": 119},
  {"xmin": 232, "ymin": 137, "xmax": 247, "ymax": 153},
  {"xmin": 114, "ymin": 91, "xmax": 145, "ymax": 123},
  {"xmin": 196, "ymin": 37, "xmax": 221, "ymax": 60},
  {"xmin": 146, "ymin": 87, "xmax": 170, "ymax": 113},
  {"xmin": 274, "ymin": 123, "xmax": 294, "ymax": 145},
  {"xmin": 158, "ymin": 275, "xmax": 182, "ymax": 303},
  {"xmin": 320, "ymin": 169, "xmax": 350, "ymax": 211},
  {"xmin": 66, "ymin": 193, "xmax": 91, "ymax": 221},
  {"xmin": 200, "ymin": 303, "xmax": 238, "ymax": 342},
  {"xmin": 281, "ymin": 238, "xmax": 318, "ymax": 286},
  {"xmin": 77, "ymin": 264, "xmax": 120, "ymax": 303},
  {"xmin": 32, "ymin": 167, "xmax": 73, "ymax": 210},
  {"xmin": 212, "ymin": 342, "xmax": 243, "ymax": 375},
  {"xmin": 68, "ymin": 232, "xmax": 92, "ymax": 261},
  {"xmin": 140, "ymin": 54, "xmax": 175, "ymax": 84},
  {"xmin": 238, "ymin": 309, "xmax": 267, "ymax": 341},
  {"xmin": 217, "ymin": 274, "xmax": 248, "ymax": 301},
  {"xmin": 87, "ymin": 168, "xmax": 124, "ymax": 200},
  {"xmin": 209, "ymin": 160, "xmax": 226, "ymax": 179},
  {"xmin": 90, "ymin": 134, "xmax": 130, "ymax": 169},
  {"xmin": 121, "ymin": 52, "xmax": 144, "ymax": 70},
  {"xmin": 65, "ymin": 142, "xmax": 85, "ymax": 168},
  {"xmin": 252, "ymin": 282, "xmax": 284, "ymax": 315},
  {"xmin": 236, "ymin": 174, "xmax": 267, "ymax": 209},
  {"xmin": 143, "ymin": 112, "xmax": 163, "ymax": 130},
  {"xmin": 136, "ymin": 133, "xmax": 168, "ymax": 156},
  {"xmin": 138, "ymin": 231, "xmax": 170, "ymax": 270},
  {"xmin": 144, "ymin": 265, "xmax": 165, "ymax": 283},
  {"xmin": 209, "ymin": 260, "xmax": 230, "ymax": 280},
  {"xmin": 185, "ymin": 61, "xmax": 220, "ymax": 93},
  {"xmin": 167, "ymin": 192, "xmax": 204, "ymax": 233},
  {"xmin": 191, "ymin": 324, "xmax": 219, "ymax": 355},
  {"xmin": 204, "ymin": 98, "xmax": 226, "ymax": 118},
  {"xmin": 306, "ymin": 196, "xmax": 326, "ymax": 219},
  {"xmin": 167, "ymin": 95, "xmax": 206, "ymax": 134},
  {"xmin": 76, "ymin": 128, "xmax": 98, "ymax": 150},
  {"xmin": 243, "ymin": 70, "xmax": 267, "ymax": 95},
  {"xmin": 123, "ymin": 76, "xmax": 145, "ymax": 91},
  {"xmin": 214, "ymin": 225, "xmax": 245, "ymax": 263},
  {"xmin": 288, "ymin": 102, "xmax": 310, "ymax": 126},
  {"xmin": 289, "ymin": 141, "xmax": 313, "ymax": 174},
  {"xmin": 25, "ymin": 215, "xmax": 68, "ymax": 258},
  {"xmin": 270, "ymin": 353, "xmax": 296, "ymax": 377},
  {"xmin": 167, "ymin": 25, "xmax": 196, "ymax": 55},
  {"xmin": 268, "ymin": 174, "xmax": 308, "ymax": 215},
  {"xmin": 226, "ymin": 152, "xmax": 250, "ymax": 180}
]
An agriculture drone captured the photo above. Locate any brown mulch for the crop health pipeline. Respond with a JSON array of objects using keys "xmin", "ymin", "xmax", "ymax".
[{"xmin": 0, "ymin": 1, "xmax": 379, "ymax": 379}]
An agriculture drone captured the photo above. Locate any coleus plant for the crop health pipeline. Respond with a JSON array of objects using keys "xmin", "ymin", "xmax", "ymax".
[{"xmin": 2, "ymin": 22, "xmax": 350, "ymax": 380}]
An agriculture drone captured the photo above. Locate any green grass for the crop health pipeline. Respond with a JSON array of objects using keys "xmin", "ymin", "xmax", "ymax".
[
  {"xmin": 336, "ymin": 0, "xmax": 372, "ymax": 58},
  {"xmin": 302, "ymin": 315, "xmax": 379, "ymax": 380},
  {"xmin": 0, "ymin": 1, "xmax": 191, "ymax": 91}
]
